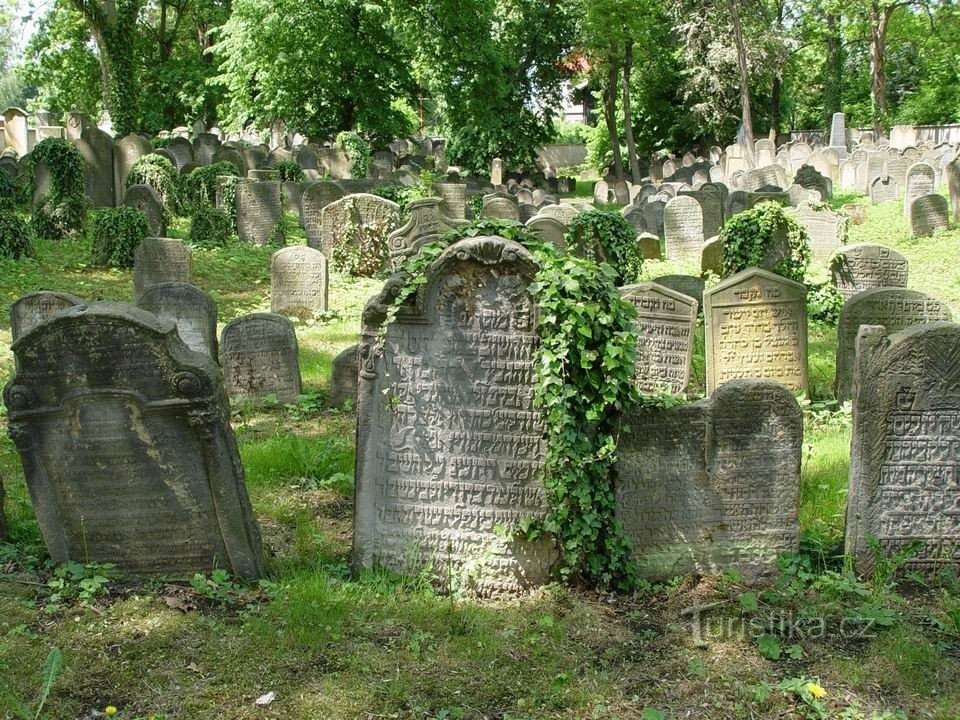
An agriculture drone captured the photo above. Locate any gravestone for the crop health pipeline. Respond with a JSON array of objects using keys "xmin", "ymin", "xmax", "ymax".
[
  {"xmin": 166, "ymin": 137, "xmax": 194, "ymax": 170},
  {"xmin": 3, "ymin": 107, "xmax": 27, "ymax": 157},
  {"xmin": 831, "ymin": 243, "xmax": 909, "ymax": 300},
  {"xmin": 74, "ymin": 127, "xmax": 115, "ymax": 208},
  {"xmin": 329, "ymin": 344, "xmax": 359, "ymax": 408},
  {"xmin": 847, "ymin": 323, "xmax": 960, "ymax": 576},
  {"xmin": 537, "ymin": 204, "xmax": 580, "ymax": 224},
  {"xmin": 3, "ymin": 303, "xmax": 265, "ymax": 577},
  {"xmin": 301, "ymin": 181, "xmax": 345, "ymax": 248},
  {"xmin": 10, "ymin": 291, "xmax": 82, "ymax": 341},
  {"xmin": 638, "ymin": 233, "xmax": 661, "ymax": 261},
  {"xmin": 235, "ymin": 181, "xmax": 283, "ymax": 245},
  {"xmin": 593, "ymin": 179, "xmax": 610, "ymax": 205},
  {"xmin": 123, "ymin": 184, "xmax": 167, "ymax": 237},
  {"xmin": 353, "ymin": 236, "xmax": 554, "ymax": 594},
  {"xmin": 65, "ymin": 111, "xmax": 90, "ymax": 142},
  {"xmin": 653, "ymin": 274, "xmax": 705, "ymax": 310},
  {"xmin": 526, "ymin": 215, "xmax": 567, "ymax": 251},
  {"xmin": 704, "ymin": 268, "xmax": 808, "ymax": 395},
  {"xmin": 828, "ymin": 112, "xmax": 848, "ymax": 158},
  {"xmin": 794, "ymin": 203, "xmax": 844, "ymax": 262},
  {"xmin": 948, "ymin": 150, "xmax": 959, "ymax": 223},
  {"xmin": 318, "ymin": 193, "xmax": 400, "ymax": 262},
  {"xmin": 388, "ymin": 197, "xmax": 467, "ymax": 269},
  {"xmin": 481, "ymin": 192, "xmax": 520, "ymax": 221},
  {"xmin": 137, "ymin": 282, "xmax": 218, "ymax": 358},
  {"xmin": 910, "ymin": 193, "xmax": 949, "ymax": 237},
  {"xmin": 616, "ymin": 379, "xmax": 802, "ymax": 581},
  {"xmin": 220, "ymin": 313, "xmax": 303, "ymax": 403},
  {"xmin": 114, "ymin": 134, "xmax": 153, "ymax": 205},
  {"xmin": 270, "ymin": 246, "xmax": 329, "ymax": 316},
  {"xmin": 794, "ymin": 164, "xmax": 832, "ymax": 200},
  {"xmin": 755, "ymin": 139, "xmax": 775, "ymax": 167},
  {"xmin": 663, "ymin": 195, "xmax": 704, "ymax": 262},
  {"xmin": 435, "ymin": 183, "xmax": 467, "ymax": 219},
  {"xmin": 490, "ymin": 157, "xmax": 502, "ymax": 186},
  {"xmin": 701, "ymin": 236, "xmax": 723, "ymax": 275},
  {"xmin": 679, "ymin": 188, "xmax": 723, "ymax": 239},
  {"xmin": 193, "ymin": 133, "xmax": 220, "ymax": 166},
  {"xmin": 133, "ymin": 237, "xmax": 191, "ymax": 300},
  {"xmin": 643, "ymin": 200, "xmax": 666, "ymax": 240},
  {"xmin": 903, "ymin": 162, "xmax": 936, "ymax": 218},
  {"xmin": 281, "ymin": 180, "xmax": 307, "ymax": 219},
  {"xmin": 613, "ymin": 180, "xmax": 631, "ymax": 205},
  {"xmin": 870, "ymin": 175, "xmax": 899, "ymax": 204},
  {"xmin": 213, "ymin": 146, "xmax": 245, "ymax": 176},
  {"xmin": 622, "ymin": 204, "xmax": 646, "ymax": 234},
  {"xmin": 621, "ymin": 282, "xmax": 697, "ymax": 394},
  {"xmin": 835, "ymin": 288, "xmax": 952, "ymax": 404}
]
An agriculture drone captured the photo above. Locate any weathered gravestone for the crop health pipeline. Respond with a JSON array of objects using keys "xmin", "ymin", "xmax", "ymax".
[
  {"xmin": 704, "ymin": 268, "xmax": 808, "ymax": 395},
  {"xmin": 616, "ymin": 379, "xmax": 802, "ymax": 581},
  {"xmin": 10, "ymin": 291, "xmax": 82, "ymax": 342},
  {"xmin": 526, "ymin": 215, "xmax": 567, "ymax": 251},
  {"xmin": 620, "ymin": 282, "xmax": 697, "ymax": 394},
  {"xmin": 220, "ymin": 313, "xmax": 302, "ymax": 402},
  {"xmin": 903, "ymin": 162, "xmax": 936, "ymax": 219},
  {"xmin": 537, "ymin": 203, "xmax": 581, "ymax": 225},
  {"xmin": 643, "ymin": 199, "xmax": 666, "ymax": 240},
  {"xmin": 137, "ymin": 282, "xmax": 218, "ymax": 358},
  {"xmin": 301, "ymin": 181, "xmax": 345, "ymax": 248},
  {"xmin": 329, "ymin": 344, "xmax": 359, "ymax": 408},
  {"xmin": 870, "ymin": 175, "xmax": 899, "ymax": 204},
  {"xmin": 701, "ymin": 236, "xmax": 723, "ymax": 275},
  {"xmin": 435, "ymin": 183, "xmax": 467, "ymax": 219},
  {"xmin": 834, "ymin": 288, "xmax": 952, "ymax": 404},
  {"xmin": 74, "ymin": 127, "xmax": 115, "ymax": 208},
  {"xmin": 481, "ymin": 192, "xmax": 520, "ymax": 221},
  {"xmin": 653, "ymin": 274, "xmax": 705, "ymax": 310},
  {"xmin": 193, "ymin": 133, "xmax": 220, "ymax": 166},
  {"xmin": 3, "ymin": 303, "xmax": 265, "ymax": 577},
  {"xmin": 948, "ymin": 149, "xmax": 960, "ymax": 223},
  {"xmin": 353, "ymin": 236, "xmax": 555, "ymax": 593},
  {"xmin": 270, "ymin": 246, "xmax": 328, "ymax": 316},
  {"xmin": 593, "ymin": 179, "xmax": 610, "ymax": 205},
  {"xmin": 794, "ymin": 203, "xmax": 845, "ymax": 262},
  {"xmin": 133, "ymin": 237, "xmax": 191, "ymax": 300},
  {"xmin": 123, "ymin": 184, "xmax": 167, "ymax": 237},
  {"xmin": 910, "ymin": 193, "xmax": 949, "ymax": 237},
  {"xmin": 317, "ymin": 193, "xmax": 400, "ymax": 261},
  {"xmin": 114, "ymin": 134, "xmax": 153, "ymax": 205},
  {"xmin": 679, "ymin": 188, "xmax": 723, "ymax": 240},
  {"xmin": 3, "ymin": 107, "xmax": 27, "ymax": 157},
  {"xmin": 847, "ymin": 322, "xmax": 960, "ymax": 576},
  {"xmin": 663, "ymin": 195, "xmax": 704, "ymax": 262},
  {"xmin": 235, "ymin": 181, "xmax": 283, "ymax": 245},
  {"xmin": 388, "ymin": 197, "xmax": 466, "ymax": 270},
  {"xmin": 831, "ymin": 243, "xmax": 908, "ymax": 300},
  {"xmin": 165, "ymin": 137, "xmax": 194, "ymax": 170}
]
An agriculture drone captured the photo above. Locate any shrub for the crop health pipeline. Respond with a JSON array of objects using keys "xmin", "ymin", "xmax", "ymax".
[
  {"xmin": 0, "ymin": 166, "xmax": 18, "ymax": 210},
  {"xmin": 335, "ymin": 131, "xmax": 372, "ymax": 177},
  {"xmin": 0, "ymin": 210, "xmax": 32, "ymax": 259},
  {"xmin": 720, "ymin": 202, "xmax": 811, "ymax": 283},
  {"xmin": 183, "ymin": 162, "xmax": 239, "ymax": 212},
  {"xmin": 274, "ymin": 160, "xmax": 304, "ymax": 182},
  {"xmin": 806, "ymin": 280, "xmax": 845, "ymax": 324},
  {"xmin": 26, "ymin": 138, "xmax": 88, "ymax": 241},
  {"xmin": 90, "ymin": 207, "xmax": 149, "ymax": 268},
  {"xmin": 126, "ymin": 154, "xmax": 180, "ymax": 213},
  {"xmin": 565, "ymin": 209, "xmax": 642, "ymax": 286},
  {"xmin": 189, "ymin": 206, "xmax": 233, "ymax": 248}
]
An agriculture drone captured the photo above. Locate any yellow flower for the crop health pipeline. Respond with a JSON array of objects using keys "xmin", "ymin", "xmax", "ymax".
[
  {"xmin": 105, "ymin": 707, "xmax": 118, "ymax": 717},
  {"xmin": 805, "ymin": 682, "xmax": 827, "ymax": 699}
]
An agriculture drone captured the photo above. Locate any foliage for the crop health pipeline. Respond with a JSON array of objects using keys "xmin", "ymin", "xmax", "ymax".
[
  {"xmin": 183, "ymin": 162, "xmax": 240, "ymax": 212},
  {"xmin": 189, "ymin": 206, "xmax": 233, "ymax": 248},
  {"xmin": 26, "ymin": 138, "xmax": 88, "ymax": 242},
  {"xmin": 565, "ymin": 209, "xmax": 643, "ymax": 286},
  {"xmin": 273, "ymin": 160, "xmax": 305, "ymax": 182},
  {"xmin": 0, "ymin": 647, "xmax": 63, "ymax": 720},
  {"xmin": 551, "ymin": 119, "xmax": 593, "ymax": 145},
  {"xmin": 0, "ymin": 167, "xmax": 17, "ymax": 210},
  {"xmin": 335, "ymin": 131, "xmax": 372, "ymax": 178},
  {"xmin": 332, "ymin": 217, "xmax": 392, "ymax": 277},
  {"xmin": 0, "ymin": 211, "xmax": 33, "ymax": 259},
  {"xmin": 126, "ymin": 154, "xmax": 181, "ymax": 213},
  {"xmin": 719, "ymin": 202, "xmax": 811, "ymax": 283},
  {"xmin": 89, "ymin": 207, "xmax": 149, "ymax": 268},
  {"xmin": 806, "ymin": 281, "xmax": 844, "ymax": 325}
]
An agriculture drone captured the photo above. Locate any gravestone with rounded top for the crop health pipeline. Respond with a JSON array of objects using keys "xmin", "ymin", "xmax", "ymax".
[
  {"xmin": 903, "ymin": 162, "xmax": 937, "ymax": 219},
  {"xmin": 481, "ymin": 192, "xmax": 520, "ymax": 221},
  {"xmin": 910, "ymin": 193, "xmax": 949, "ymax": 237},
  {"xmin": 329, "ymin": 344, "xmax": 359, "ymax": 408},
  {"xmin": 663, "ymin": 195, "xmax": 704, "ymax": 262},
  {"xmin": 137, "ymin": 282, "xmax": 218, "ymax": 358},
  {"xmin": 220, "ymin": 313, "xmax": 302, "ymax": 402},
  {"xmin": 10, "ymin": 291, "xmax": 82, "ymax": 341},
  {"xmin": 870, "ymin": 175, "xmax": 899, "ymax": 204},
  {"xmin": 318, "ymin": 193, "xmax": 400, "ymax": 260},
  {"xmin": 831, "ymin": 243, "xmax": 908, "ymax": 300},
  {"xmin": 526, "ymin": 215, "xmax": 567, "ymax": 251},
  {"xmin": 123, "ymin": 184, "xmax": 167, "ymax": 237},
  {"xmin": 114, "ymin": 134, "xmax": 152, "ymax": 205},
  {"xmin": 270, "ymin": 246, "xmax": 328, "ymax": 316},
  {"xmin": 74, "ymin": 127, "xmax": 115, "ymax": 208},
  {"xmin": 133, "ymin": 237, "xmax": 191, "ymax": 300},
  {"xmin": 794, "ymin": 203, "xmax": 845, "ymax": 262}
]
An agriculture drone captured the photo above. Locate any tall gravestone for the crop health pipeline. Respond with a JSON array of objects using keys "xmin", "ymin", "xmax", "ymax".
[
  {"xmin": 831, "ymin": 243, "xmax": 908, "ymax": 300},
  {"xmin": 435, "ymin": 183, "xmax": 467, "ymax": 219},
  {"xmin": 137, "ymin": 282, "xmax": 218, "ymax": 358},
  {"xmin": 663, "ymin": 195, "xmax": 704, "ymax": 262},
  {"xmin": 74, "ymin": 127, "xmax": 115, "ymax": 208},
  {"xmin": 3, "ymin": 107, "xmax": 27, "ymax": 157},
  {"xmin": 794, "ymin": 203, "xmax": 844, "ymax": 262},
  {"xmin": 947, "ymin": 149, "xmax": 960, "ymax": 223},
  {"xmin": 329, "ymin": 344, "xmax": 359, "ymax": 408},
  {"xmin": 617, "ymin": 379, "xmax": 802, "ymax": 581},
  {"xmin": 353, "ymin": 236, "xmax": 554, "ymax": 593},
  {"xmin": 3, "ymin": 303, "xmax": 265, "ymax": 577},
  {"xmin": 220, "ymin": 313, "xmax": 302, "ymax": 402},
  {"xmin": 679, "ymin": 188, "xmax": 723, "ymax": 240},
  {"xmin": 317, "ymin": 193, "xmax": 400, "ymax": 260},
  {"xmin": 235, "ymin": 181, "xmax": 283, "ymax": 245},
  {"xmin": 835, "ymin": 288, "xmax": 952, "ymax": 404},
  {"xmin": 910, "ymin": 193, "xmax": 949, "ymax": 238},
  {"xmin": 10, "ymin": 291, "xmax": 82, "ymax": 341},
  {"xmin": 903, "ymin": 162, "xmax": 936, "ymax": 219},
  {"xmin": 847, "ymin": 323, "xmax": 960, "ymax": 576},
  {"xmin": 133, "ymin": 237, "xmax": 192, "ymax": 300},
  {"xmin": 114, "ymin": 134, "xmax": 153, "ymax": 205},
  {"xmin": 123, "ymin": 184, "xmax": 167, "ymax": 237},
  {"xmin": 828, "ymin": 112, "xmax": 848, "ymax": 158},
  {"xmin": 387, "ymin": 197, "xmax": 467, "ymax": 270},
  {"xmin": 270, "ymin": 246, "xmax": 328, "ymax": 316},
  {"xmin": 301, "ymin": 181, "xmax": 345, "ymax": 248},
  {"xmin": 704, "ymin": 268, "xmax": 808, "ymax": 395},
  {"xmin": 620, "ymin": 282, "xmax": 697, "ymax": 395},
  {"xmin": 166, "ymin": 137, "xmax": 194, "ymax": 170}
]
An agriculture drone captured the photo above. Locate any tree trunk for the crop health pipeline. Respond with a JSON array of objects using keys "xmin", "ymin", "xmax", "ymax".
[
  {"xmin": 823, "ymin": 12, "xmax": 843, "ymax": 126},
  {"xmin": 603, "ymin": 60, "xmax": 623, "ymax": 179},
  {"xmin": 869, "ymin": 2, "xmax": 892, "ymax": 138},
  {"xmin": 727, "ymin": 0, "xmax": 754, "ymax": 151},
  {"xmin": 621, "ymin": 42, "xmax": 641, "ymax": 183}
]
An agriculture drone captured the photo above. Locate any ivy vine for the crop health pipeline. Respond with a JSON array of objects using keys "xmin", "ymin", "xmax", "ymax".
[
  {"xmin": 719, "ymin": 201, "xmax": 811, "ymax": 283},
  {"xmin": 274, "ymin": 160, "xmax": 305, "ymax": 182},
  {"xmin": 183, "ymin": 162, "xmax": 239, "ymax": 213},
  {"xmin": 90, "ymin": 207, "xmax": 149, "ymax": 269},
  {"xmin": 126, "ymin": 154, "xmax": 181, "ymax": 214},
  {"xmin": 0, "ymin": 210, "xmax": 32, "ymax": 259},
  {"xmin": 564, "ymin": 209, "xmax": 642, "ymax": 286},
  {"xmin": 335, "ymin": 131, "xmax": 372, "ymax": 177},
  {"xmin": 26, "ymin": 138, "xmax": 88, "ymax": 242}
]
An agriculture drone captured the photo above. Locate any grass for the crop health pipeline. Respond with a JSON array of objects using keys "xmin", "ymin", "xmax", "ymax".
[{"xmin": 1, "ymin": 190, "xmax": 960, "ymax": 719}]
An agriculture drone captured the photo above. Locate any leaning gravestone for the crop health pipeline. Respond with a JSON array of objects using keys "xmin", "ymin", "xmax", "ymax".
[
  {"xmin": 3, "ymin": 303, "xmax": 265, "ymax": 577},
  {"xmin": 831, "ymin": 243, "xmax": 908, "ymax": 300},
  {"xmin": 220, "ymin": 313, "xmax": 302, "ymax": 402},
  {"xmin": 794, "ymin": 203, "xmax": 845, "ymax": 262},
  {"xmin": 74, "ymin": 127, "xmax": 115, "ymax": 208},
  {"xmin": 10, "ymin": 291, "xmax": 82, "ymax": 341},
  {"xmin": 847, "ymin": 322, "xmax": 960, "ymax": 577},
  {"xmin": 317, "ymin": 193, "xmax": 400, "ymax": 260},
  {"xmin": 123, "ymin": 184, "xmax": 167, "ymax": 237},
  {"xmin": 353, "ymin": 236, "xmax": 555, "ymax": 594},
  {"xmin": 616, "ymin": 379, "xmax": 802, "ymax": 581},
  {"xmin": 114, "ymin": 134, "xmax": 153, "ymax": 205},
  {"xmin": 910, "ymin": 193, "xmax": 949, "ymax": 238},
  {"xmin": 526, "ymin": 215, "xmax": 567, "ymax": 251},
  {"xmin": 869, "ymin": 174, "xmax": 899, "ymax": 204},
  {"xmin": 270, "ymin": 246, "xmax": 328, "ymax": 316},
  {"xmin": 902, "ymin": 162, "xmax": 936, "ymax": 219},
  {"xmin": 704, "ymin": 268, "xmax": 808, "ymax": 395},
  {"xmin": 435, "ymin": 182, "xmax": 467, "ymax": 219},
  {"xmin": 620, "ymin": 282, "xmax": 697, "ymax": 395},
  {"xmin": 387, "ymin": 197, "xmax": 467, "ymax": 269},
  {"xmin": 137, "ymin": 282, "xmax": 219, "ymax": 358},
  {"xmin": 663, "ymin": 195, "xmax": 704, "ymax": 262},
  {"xmin": 834, "ymin": 288, "xmax": 952, "ymax": 404},
  {"xmin": 133, "ymin": 237, "xmax": 192, "ymax": 300},
  {"xmin": 301, "ymin": 181, "xmax": 345, "ymax": 248},
  {"xmin": 235, "ymin": 181, "xmax": 283, "ymax": 245},
  {"xmin": 329, "ymin": 344, "xmax": 359, "ymax": 408}
]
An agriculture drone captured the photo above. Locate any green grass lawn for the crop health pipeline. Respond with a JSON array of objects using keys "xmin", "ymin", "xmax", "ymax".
[{"xmin": 1, "ymin": 193, "xmax": 959, "ymax": 719}]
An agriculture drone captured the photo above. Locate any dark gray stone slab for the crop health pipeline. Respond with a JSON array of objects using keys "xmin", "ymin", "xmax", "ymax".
[
  {"xmin": 10, "ymin": 291, "xmax": 82, "ymax": 342},
  {"xmin": 329, "ymin": 344, "xmax": 358, "ymax": 408},
  {"xmin": 235, "ymin": 181, "xmax": 283, "ymax": 245},
  {"xmin": 220, "ymin": 313, "xmax": 302, "ymax": 402},
  {"xmin": 123, "ymin": 184, "xmax": 167, "ymax": 237},
  {"xmin": 137, "ymin": 282, "xmax": 218, "ymax": 358}
]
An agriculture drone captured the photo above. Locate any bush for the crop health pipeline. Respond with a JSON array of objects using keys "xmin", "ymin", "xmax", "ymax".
[
  {"xmin": 274, "ymin": 160, "xmax": 305, "ymax": 182},
  {"xmin": 189, "ymin": 206, "xmax": 233, "ymax": 248},
  {"xmin": 806, "ymin": 280, "xmax": 844, "ymax": 324},
  {"xmin": 335, "ymin": 131, "xmax": 372, "ymax": 177},
  {"xmin": 126, "ymin": 154, "xmax": 180, "ymax": 213},
  {"xmin": 90, "ymin": 207, "xmax": 149, "ymax": 268},
  {"xmin": 720, "ymin": 202, "xmax": 811, "ymax": 283},
  {"xmin": 552, "ymin": 119, "xmax": 592, "ymax": 145},
  {"xmin": 565, "ymin": 209, "xmax": 642, "ymax": 286},
  {"xmin": 0, "ymin": 166, "xmax": 19, "ymax": 210},
  {"xmin": 26, "ymin": 138, "xmax": 88, "ymax": 241},
  {"xmin": 0, "ymin": 211, "xmax": 32, "ymax": 259},
  {"xmin": 183, "ymin": 162, "xmax": 239, "ymax": 212}
]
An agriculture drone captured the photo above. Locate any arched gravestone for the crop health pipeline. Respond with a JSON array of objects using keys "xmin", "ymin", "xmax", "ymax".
[
  {"xmin": 133, "ymin": 237, "xmax": 192, "ymax": 300},
  {"xmin": 3, "ymin": 303, "xmax": 265, "ymax": 578},
  {"xmin": 220, "ymin": 313, "xmax": 302, "ymax": 403},
  {"xmin": 137, "ymin": 282, "xmax": 219, "ymax": 358},
  {"xmin": 526, "ymin": 215, "xmax": 567, "ymax": 251},
  {"xmin": 834, "ymin": 288, "xmax": 952, "ymax": 404},
  {"xmin": 213, "ymin": 146, "xmax": 246, "ymax": 176},
  {"xmin": 620, "ymin": 282, "xmax": 697, "ymax": 395},
  {"xmin": 301, "ymin": 181, "xmax": 346, "ymax": 248},
  {"xmin": 903, "ymin": 162, "xmax": 936, "ymax": 218},
  {"xmin": 794, "ymin": 203, "xmax": 844, "ymax": 262},
  {"xmin": 193, "ymin": 133, "xmax": 220, "ymax": 166},
  {"xmin": 281, "ymin": 180, "xmax": 307, "ymax": 220},
  {"xmin": 329, "ymin": 343, "xmax": 359, "ymax": 408},
  {"xmin": 354, "ymin": 236, "xmax": 555, "ymax": 594},
  {"xmin": 621, "ymin": 205, "xmax": 646, "ymax": 235},
  {"xmin": 235, "ymin": 181, "xmax": 283, "ymax": 245},
  {"xmin": 870, "ymin": 174, "xmax": 899, "ymax": 204},
  {"xmin": 165, "ymin": 137, "xmax": 194, "ymax": 170},
  {"xmin": 910, "ymin": 193, "xmax": 949, "ymax": 238},
  {"xmin": 831, "ymin": 243, "xmax": 908, "ymax": 300},
  {"xmin": 123, "ymin": 184, "xmax": 167, "ymax": 237},
  {"xmin": 388, "ymin": 197, "xmax": 467, "ymax": 270},
  {"xmin": 317, "ymin": 193, "xmax": 400, "ymax": 259},
  {"xmin": 847, "ymin": 323, "xmax": 960, "ymax": 577},
  {"xmin": 704, "ymin": 268, "xmax": 808, "ymax": 395},
  {"xmin": 537, "ymin": 203, "xmax": 581, "ymax": 224},
  {"xmin": 114, "ymin": 134, "xmax": 153, "ymax": 205},
  {"xmin": 616, "ymin": 379, "xmax": 802, "ymax": 582},
  {"xmin": 481, "ymin": 191, "xmax": 520, "ymax": 221},
  {"xmin": 10, "ymin": 291, "xmax": 81, "ymax": 342},
  {"xmin": 643, "ymin": 199, "xmax": 666, "ymax": 240},
  {"xmin": 270, "ymin": 246, "xmax": 328, "ymax": 315},
  {"xmin": 663, "ymin": 195, "xmax": 704, "ymax": 262},
  {"xmin": 592, "ymin": 179, "xmax": 610, "ymax": 204},
  {"xmin": 3, "ymin": 107, "xmax": 27, "ymax": 157},
  {"xmin": 74, "ymin": 127, "xmax": 115, "ymax": 208},
  {"xmin": 679, "ymin": 188, "xmax": 723, "ymax": 240}
]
